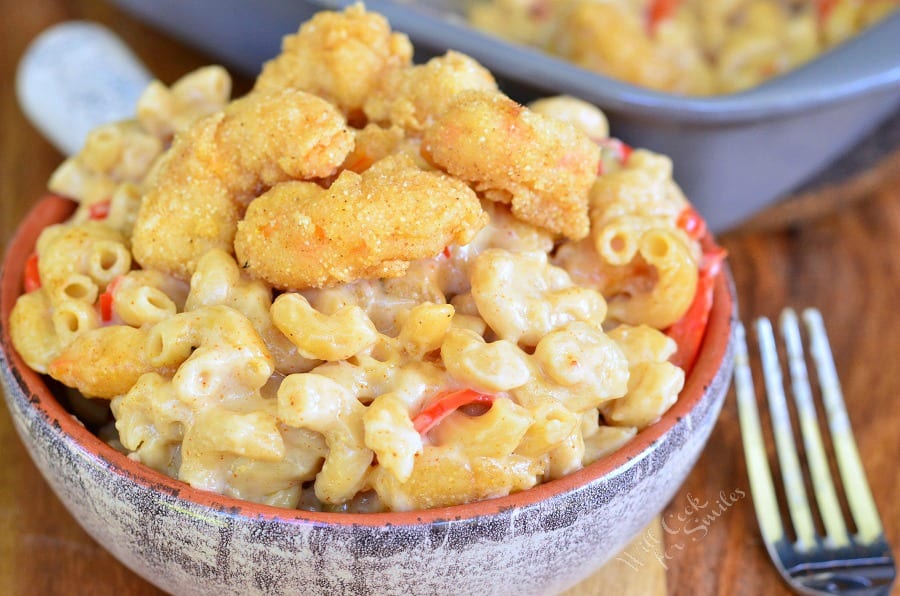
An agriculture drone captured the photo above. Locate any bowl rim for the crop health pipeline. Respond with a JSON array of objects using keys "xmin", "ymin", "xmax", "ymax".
[{"xmin": 1, "ymin": 194, "xmax": 735, "ymax": 528}]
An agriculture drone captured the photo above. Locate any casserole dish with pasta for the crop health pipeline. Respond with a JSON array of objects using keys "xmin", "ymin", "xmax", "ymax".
[{"xmin": 468, "ymin": 0, "xmax": 899, "ymax": 96}]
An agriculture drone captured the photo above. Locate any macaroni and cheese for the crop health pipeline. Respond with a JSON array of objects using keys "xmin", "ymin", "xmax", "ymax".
[
  {"xmin": 468, "ymin": 0, "xmax": 899, "ymax": 95},
  {"xmin": 10, "ymin": 4, "xmax": 724, "ymax": 512}
]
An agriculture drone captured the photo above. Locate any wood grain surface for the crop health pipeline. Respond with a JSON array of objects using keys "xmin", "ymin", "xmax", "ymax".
[{"xmin": 1, "ymin": 2, "xmax": 898, "ymax": 595}]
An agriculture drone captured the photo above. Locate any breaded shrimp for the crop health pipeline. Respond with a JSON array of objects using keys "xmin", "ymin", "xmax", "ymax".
[
  {"xmin": 132, "ymin": 89, "xmax": 353, "ymax": 279},
  {"xmin": 48, "ymin": 325, "xmax": 155, "ymax": 399},
  {"xmin": 234, "ymin": 153, "xmax": 488, "ymax": 289},
  {"xmin": 363, "ymin": 51, "xmax": 498, "ymax": 132},
  {"xmin": 421, "ymin": 91, "xmax": 600, "ymax": 240},
  {"xmin": 254, "ymin": 4, "xmax": 413, "ymax": 119}
]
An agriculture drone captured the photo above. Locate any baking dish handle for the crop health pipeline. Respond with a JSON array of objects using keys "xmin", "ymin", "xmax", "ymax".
[{"xmin": 16, "ymin": 21, "xmax": 153, "ymax": 156}]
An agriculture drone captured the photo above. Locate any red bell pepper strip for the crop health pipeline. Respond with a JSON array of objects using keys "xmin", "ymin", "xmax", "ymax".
[
  {"xmin": 597, "ymin": 138, "xmax": 633, "ymax": 166},
  {"xmin": 816, "ymin": 0, "xmax": 837, "ymax": 24},
  {"xmin": 619, "ymin": 143, "xmax": 633, "ymax": 165},
  {"xmin": 648, "ymin": 0, "xmax": 680, "ymax": 34},
  {"xmin": 676, "ymin": 206, "xmax": 707, "ymax": 241},
  {"xmin": 24, "ymin": 253, "xmax": 41, "ymax": 292},
  {"xmin": 412, "ymin": 389, "xmax": 495, "ymax": 434},
  {"xmin": 529, "ymin": 0, "xmax": 551, "ymax": 21},
  {"xmin": 98, "ymin": 292, "xmax": 114, "ymax": 322},
  {"xmin": 87, "ymin": 200, "xmax": 111, "ymax": 220},
  {"xmin": 97, "ymin": 276, "xmax": 123, "ymax": 323}
]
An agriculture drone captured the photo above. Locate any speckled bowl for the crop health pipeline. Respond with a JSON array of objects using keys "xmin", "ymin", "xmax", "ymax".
[{"xmin": 1, "ymin": 195, "xmax": 736, "ymax": 596}]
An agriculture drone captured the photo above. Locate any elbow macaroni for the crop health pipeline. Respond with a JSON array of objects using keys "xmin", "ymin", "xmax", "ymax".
[
  {"xmin": 36, "ymin": 221, "xmax": 131, "ymax": 305},
  {"xmin": 277, "ymin": 373, "xmax": 374, "ymax": 504},
  {"xmin": 9, "ymin": 6, "xmax": 716, "ymax": 512},
  {"xmin": 137, "ymin": 65, "xmax": 232, "ymax": 140}
]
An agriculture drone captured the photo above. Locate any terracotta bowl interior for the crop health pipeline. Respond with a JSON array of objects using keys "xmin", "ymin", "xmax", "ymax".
[{"xmin": 1, "ymin": 195, "xmax": 735, "ymax": 527}]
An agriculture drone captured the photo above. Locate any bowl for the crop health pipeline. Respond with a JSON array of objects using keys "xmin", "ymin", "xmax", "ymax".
[
  {"xmin": 1, "ymin": 195, "xmax": 736, "ymax": 595},
  {"xmin": 107, "ymin": 0, "xmax": 900, "ymax": 232}
]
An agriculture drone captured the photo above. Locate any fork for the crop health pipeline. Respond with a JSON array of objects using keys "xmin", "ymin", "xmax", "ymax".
[{"xmin": 734, "ymin": 307, "xmax": 896, "ymax": 595}]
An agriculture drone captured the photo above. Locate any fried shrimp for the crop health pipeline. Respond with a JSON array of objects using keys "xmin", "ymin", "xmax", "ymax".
[
  {"xmin": 131, "ymin": 89, "xmax": 354, "ymax": 279},
  {"xmin": 234, "ymin": 153, "xmax": 488, "ymax": 289},
  {"xmin": 363, "ymin": 51, "xmax": 498, "ymax": 132},
  {"xmin": 421, "ymin": 91, "xmax": 600, "ymax": 240},
  {"xmin": 254, "ymin": 3, "xmax": 413, "ymax": 119}
]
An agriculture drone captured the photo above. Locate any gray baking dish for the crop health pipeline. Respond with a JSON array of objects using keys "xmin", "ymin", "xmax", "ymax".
[{"xmin": 110, "ymin": 0, "xmax": 900, "ymax": 231}]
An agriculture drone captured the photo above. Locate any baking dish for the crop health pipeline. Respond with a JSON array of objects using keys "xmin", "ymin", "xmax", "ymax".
[{"xmin": 106, "ymin": 0, "xmax": 900, "ymax": 230}]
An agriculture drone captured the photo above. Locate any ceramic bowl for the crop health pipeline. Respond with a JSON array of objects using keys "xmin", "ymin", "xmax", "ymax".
[{"xmin": 1, "ymin": 195, "xmax": 736, "ymax": 596}]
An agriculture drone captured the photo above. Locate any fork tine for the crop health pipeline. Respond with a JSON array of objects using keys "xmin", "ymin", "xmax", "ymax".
[
  {"xmin": 756, "ymin": 316, "xmax": 817, "ymax": 551},
  {"xmin": 734, "ymin": 320, "xmax": 785, "ymax": 547},
  {"xmin": 780, "ymin": 308, "xmax": 850, "ymax": 547},
  {"xmin": 802, "ymin": 308, "xmax": 884, "ymax": 544}
]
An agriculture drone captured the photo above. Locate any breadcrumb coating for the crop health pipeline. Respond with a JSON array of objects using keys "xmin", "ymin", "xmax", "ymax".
[
  {"xmin": 254, "ymin": 3, "xmax": 413, "ymax": 119},
  {"xmin": 132, "ymin": 89, "xmax": 353, "ymax": 279},
  {"xmin": 421, "ymin": 91, "xmax": 600, "ymax": 240},
  {"xmin": 363, "ymin": 51, "xmax": 498, "ymax": 132},
  {"xmin": 234, "ymin": 153, "xmax": 488, "ymax": 289}
]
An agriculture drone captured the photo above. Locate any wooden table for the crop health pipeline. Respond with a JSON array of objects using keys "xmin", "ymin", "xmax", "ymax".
[{"xmin": 1, "ymin": 2, "xmax": 898, "ymax": 594}]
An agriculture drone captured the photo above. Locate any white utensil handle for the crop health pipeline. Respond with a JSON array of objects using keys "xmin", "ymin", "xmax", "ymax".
[{"xmin": 16, "ymin": 21, "xmax": 153, "ymax": 156}]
